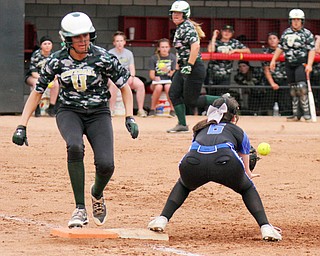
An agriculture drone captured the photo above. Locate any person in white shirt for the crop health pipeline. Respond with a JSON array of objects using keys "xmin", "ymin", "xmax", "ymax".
[{"xmin": 108, "ymin": 31, "xmax": 147, "ymax": 117}]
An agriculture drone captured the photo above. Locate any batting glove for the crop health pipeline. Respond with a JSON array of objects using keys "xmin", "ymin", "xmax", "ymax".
[
  {"xmin": 180, "ymin": 63, "xmax": 193, "ymax": 75},
  {"xmin": 12, "ymin": 125, "xmax": 29, "ymax": 146},
  {"xmin": 125, "ymin": 116, "xmax": 139, "ymax": 139}
]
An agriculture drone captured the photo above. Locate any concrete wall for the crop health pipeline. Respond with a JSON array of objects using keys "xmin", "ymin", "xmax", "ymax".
[{"xmin": 25, "ymin": 0, "xmax": 320, "ymax": 80}]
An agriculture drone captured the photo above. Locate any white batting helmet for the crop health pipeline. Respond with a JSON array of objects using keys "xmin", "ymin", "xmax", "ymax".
[
  {"xmin": 59, "ymin": 12, "xmax": 96, "ymax": 47},
  {"xmin": 170, "ymin": 1, "xmax": 191, "ymax": 19},
  {"xmin": 289, "ymin": 9, "xmax": 305, "ymax": 24}
]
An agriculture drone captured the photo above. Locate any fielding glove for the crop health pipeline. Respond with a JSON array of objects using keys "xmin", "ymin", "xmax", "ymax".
[
  {"xmin": 180, "ymin": 63, "xmax": 193, "ymax": 75},
  {"xmin": 249, "ymin": 146, "xmax": 260, "ymax": 171},
  {"xmin": 12, "ymin": 125, "xmax": 29, "ymax": 146},
  {"xmin": 125, "ymin": 116, "xmax": 139, "ymax": 139}
]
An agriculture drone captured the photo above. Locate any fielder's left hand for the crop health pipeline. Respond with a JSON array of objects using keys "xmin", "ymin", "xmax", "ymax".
[{"xmin": 125, "ymin": 116, "xmax": 139, "ymax": 139}]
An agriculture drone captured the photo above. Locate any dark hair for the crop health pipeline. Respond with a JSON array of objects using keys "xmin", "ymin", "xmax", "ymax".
[
  {"xmin": 40, "ymin": 36, "xmax": 53, "ymax": 45},
  {"xmin": 192, "ymin": 96, "xmax": 239, "ymax": 134},
  {"xmin": 113, "ymin": 31, "xmax": 126, "ymax": 41},
  {"xmin": 238, "ymin": 60, "xmax": 250, "ymax": 67},
  {"xmin": 267, "ymin": 32, "xmax": 279, "ymax": 39}
]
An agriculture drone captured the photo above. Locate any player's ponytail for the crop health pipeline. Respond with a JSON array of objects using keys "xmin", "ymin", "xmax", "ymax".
[{"xmin": 189, "ymin": 19, "xmax": 205, "ymax": 39}]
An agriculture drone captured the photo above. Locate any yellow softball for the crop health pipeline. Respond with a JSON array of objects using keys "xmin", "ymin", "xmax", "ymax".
[
  {"xmin": 158, "ymin": 63, "xmax": 166, "ymax": 69},
  {"xmin": 257, "ymin": 142, "xmax": 271, "ymax": 156}
]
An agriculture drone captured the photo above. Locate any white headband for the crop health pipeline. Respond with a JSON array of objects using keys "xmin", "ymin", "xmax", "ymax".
[{"xmin": 207, "ymin": 103, "xmax": 228, "ymax": 123}]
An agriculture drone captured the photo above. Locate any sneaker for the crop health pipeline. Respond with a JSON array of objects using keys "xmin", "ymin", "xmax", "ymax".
[
  {"xmin": 68, "ymin": 208, "xmax": 89, "ymax": 228},
  {"xmin": 147, "ymin": 216, "xmax": 168, "ymax": 232},
  {"xmin": 167, "ymin": 124, "xmax": 189, "ymax": 133},
  {"xmin": 261, "ymin": 224, "xmax": 282, "ymax": 241},
  {"xmin": 169, "ymin": 110, "xmax": 176, "ymax": 118},
  {"xmin": 91, "ymin": 184, "xmax": 107, "ymax": 226},
  {"xmin": 148, "ymin": 109, "xmax": 155, "ymax": 117},
  {"xmin": 286, "ymin": 115, "xmax": 301, "ymax": 122},
  {"xmin": 137, "ymin": 109, "xmax": 147, "ymax": 117}
]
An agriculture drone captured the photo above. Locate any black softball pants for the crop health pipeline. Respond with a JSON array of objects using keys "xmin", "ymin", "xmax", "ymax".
[
  {"xmin": 169, "ymin": 60, "xmax": 206, "ymax": 108},
  {"xmin": 56, "ymin": 105, "xmax": 114, "ymax": 177},
  {"xmin": 160, "ymin": 149, "xmax": 269, "ymax": 227},
  {"xmin": 285, "ymin": 62, "xmax": 306, "ymax": 84}
]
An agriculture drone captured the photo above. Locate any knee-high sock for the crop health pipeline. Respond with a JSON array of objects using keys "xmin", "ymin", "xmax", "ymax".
[
  {"xmin": 174, "ymin": 104, "xmax": 186, "ymax": 126},
  {"xmin": 68, "ymin": 161, "xmax": 85, "ymax": 209},
  {"xmin": 242, "ymin": 185, "xmax": 269, "ymax": 227},
  {"xmin": 92, "ymin": 173, "xmax": 112, "ymax": 199},
  {"xmin": 161, "ymin": 180, "xmax": 191, "ymax": 220}
]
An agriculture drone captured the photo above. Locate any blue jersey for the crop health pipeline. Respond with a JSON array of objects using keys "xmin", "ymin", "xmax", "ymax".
[{"xmin": 193, "ymin": 122, "xmax": 250, "ymax": 154}]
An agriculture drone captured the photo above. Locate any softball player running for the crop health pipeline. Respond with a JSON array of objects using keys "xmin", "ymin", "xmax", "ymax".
[
  {"xmin": 148, "ymin": 96, "xmax": 282, "ymax": 241},
  {"xmin": 270, "ymin": 9, "xmax": 315, "ymax": 121},
  {"xmin": 167, "ymin": 1, "xmax": 220, "ymax": 133},
  {"xmin": 12, "ymin": 12, "xmax": 139, "ymax": 228}
]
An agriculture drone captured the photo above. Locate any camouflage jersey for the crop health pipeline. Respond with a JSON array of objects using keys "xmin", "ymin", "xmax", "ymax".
[
  {"xmin": 262, "ymin": 47, "xmax": 287, "ymax": 84},
  {"xmin": 209, "ymin": 39, "xmax": 247, "ymax": 78},
  {"xmin": 173, "ymin": 19, "xmax": 201, "ymax": 66},
  {"xmin": 26, "ymin": 48, "xmax": 52, "ymax": 76},
  {"xmin": 35, "ymin": 44, "xmax": 130, "ymax": 108},
  {"xmin": 279, "ymin": 27, "xmax": 315, "ymax": 65},
  {"xmin": 234, "ymin": 67, "xmax": 263, "ymax": 86}
]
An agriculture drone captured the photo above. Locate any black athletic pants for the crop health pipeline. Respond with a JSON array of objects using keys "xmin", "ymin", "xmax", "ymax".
[
  {"xmin": 160, "ymin": 149, "xmax": 269, "ymax": 227},
  {"xmin": 285, "ymin": 62, "xmax": 306, "ymax": 84},
  {"xmin": 56, "ymin": 104, "xmax": 114, "ymax": 177},
  {"xmin": 169, "ymin": 60, "xmax": 206, "ymax": 108}
]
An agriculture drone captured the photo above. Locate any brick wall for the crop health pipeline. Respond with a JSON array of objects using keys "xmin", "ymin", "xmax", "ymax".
[{"xmin": 25, "ymin": 1, "xmax": 320, "ymax": 80}]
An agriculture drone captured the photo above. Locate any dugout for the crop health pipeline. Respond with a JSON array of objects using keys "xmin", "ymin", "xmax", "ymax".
[{"xmin": 0, "ymin": 0, "xmax": 25, "ymax": 114}]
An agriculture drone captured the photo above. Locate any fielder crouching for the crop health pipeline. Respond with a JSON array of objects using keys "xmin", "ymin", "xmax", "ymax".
[{"xmin": 148, "ymin": 96, "xmax": 282, "ymax": 241}]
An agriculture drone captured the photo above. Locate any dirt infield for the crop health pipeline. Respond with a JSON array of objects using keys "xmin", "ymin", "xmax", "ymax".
[{"xmin": 1, "ymin": 115, "xmax": 320, "ymax": 255}]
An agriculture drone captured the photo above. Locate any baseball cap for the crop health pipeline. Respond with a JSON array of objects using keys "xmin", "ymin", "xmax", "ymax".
[
  {"xmin": 221, "ymin": 25, "xmax": 234, "ymax": 32},
  {"xmin": 40, "ymin": 36, "xmax": 53, "ymax": 45}
]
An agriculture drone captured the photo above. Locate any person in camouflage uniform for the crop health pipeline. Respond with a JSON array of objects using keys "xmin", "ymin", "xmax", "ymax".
[
  {"xmin": 262, "ymin": 32, "xmax": 290, "ymax": 114},
  {"xmin": 270, "ymin": 9, "xmax": 315, "ymax": 121},
  {"xmin": 25, "ymin": 36, "xmax": 59, "ymax": 117},
  {"xmin": 206, "ymin": 25, "xmax": 251, "ymax": 89},
  {"xmin": 12, "ymin": 12, "xmax": 139, "ymax": 228},
  {"xmin": 234, "ymin": 61, "xmax": 265, "ymax": 113},
  {"xmin": 167, "ymin": 0, "xmax": 220, "ymax": 133}
]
